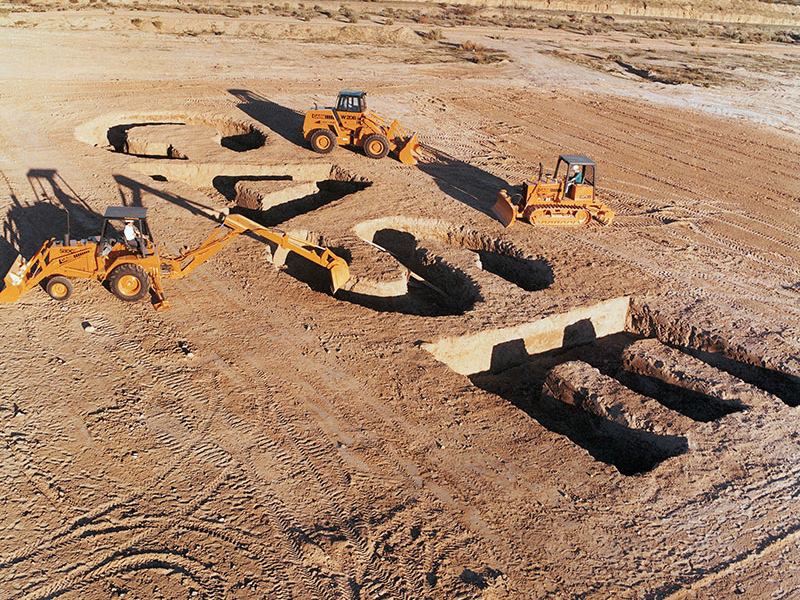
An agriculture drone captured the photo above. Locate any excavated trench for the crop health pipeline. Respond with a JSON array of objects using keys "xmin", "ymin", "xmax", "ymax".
[
  {"xmin": 104, "ymin": 119, "xmax": 265, "ymax": 158},
  {"xmin": 220, "ymin": 129, "xmax": 267, "ymax": 152},
  {"xmin": 426, "ymin": 298, "xmax": 794, "ymax": 475},
  {"xmin": 227, "ymin": 175, "xmax": 372, "ymax": 229},
  {"xmin": 475, "ymin": 250, "xmax": 553, "ymax": 292},
  {"xmin": 615, "ymin": 371, "xmax": 742, "ymax": 422},
  {"xmin": 107, "ymin": 122, "xmax": 188, "ymax": 158},
  {"xmin": 338, "ymin": 217, "xmax": 553, "ymax": 316},
  {"xmin": 683, "ymin": 348, "xmax": 800, "ymax": 407},
  {"xmin": 214, "ymin": 175, "xmax": 294, "ymax": 202},
  {"xmin": 354, "ymin": 217, "xmax": 554, "ymax": 294},
  {"xmin": 539, "ymin": 380, "xmax": 688, "ymax": 476},
  {"xmin": 343, "ymin": 228, "xmax": 482, "ymax": 316}
]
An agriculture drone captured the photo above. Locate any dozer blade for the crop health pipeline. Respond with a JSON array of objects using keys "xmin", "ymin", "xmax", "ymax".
[
  {"xmin": 328, "ymin": 259, "xmax": 350, "ymax": 295},
  {"xmin": 0, "ymin": 254, "xmax": 27, "ymax": 303},
  {"xmin": 492, "ymin": 190, "xmax": 517, "ymax": 228},
  {"xmin": 396, "ymin": 133, "xmax": 421, "ymax": 166}
]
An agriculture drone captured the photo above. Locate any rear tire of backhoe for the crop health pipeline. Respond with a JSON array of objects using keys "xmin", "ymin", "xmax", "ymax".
[
  {"xmin": 108, "ymin": 263, "xmax": 150, "ymax": 302},
  {"xmin": 363, "ymin": 134, "xmax": 390, "ymax": 159},
  {"xmin": 45, "ymin": 276, "xmax": 73, "ymax": 301},
  {"xmin": 309, "ymin": 129, "xmax": 337, "ymax": 154}
]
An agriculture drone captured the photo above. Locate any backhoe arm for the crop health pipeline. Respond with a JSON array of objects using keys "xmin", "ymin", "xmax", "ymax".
[{"xmin": 162, "ymin": 213, "xmax": 350, "ymax": 293}]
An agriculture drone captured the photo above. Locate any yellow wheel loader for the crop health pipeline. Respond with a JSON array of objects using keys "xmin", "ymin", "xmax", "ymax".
[
  {"xmin": 493, "ymin": 155, "xmax": 615, "ymax": 228},
  {"xmin": 302, "ymin": 90, "xmax": 422, "ymax": 165},
  {"xmin": 0, "ymin": 206, "xmax": 350, "ymax": 310}
]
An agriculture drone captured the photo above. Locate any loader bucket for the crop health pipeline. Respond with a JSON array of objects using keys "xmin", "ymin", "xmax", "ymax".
[
  {"xmin": 396, "ymin": 133, "xmax": 421, "ymax": 166},
  {"xmin": 0, "ymin": 254, "xmax": 27, "ymax": 303},
  {"xmin": 492, "ymin": 190, "xmax": 517, "ymax": 228},
  {"xmin": 328, "ymin": 259, "xmax": 350, "ymax": 294}
]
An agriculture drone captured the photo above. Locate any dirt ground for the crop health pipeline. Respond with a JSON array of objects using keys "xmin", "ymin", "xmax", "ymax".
[{"xmin": 1, "ymin": 3, "xmax": 799, "ymax": 599}]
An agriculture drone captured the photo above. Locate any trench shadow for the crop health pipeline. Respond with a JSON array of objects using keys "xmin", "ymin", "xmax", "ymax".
[
  {"xmin": 106, "ymin": 122, "xmax": 184, "ymax": 153},
  {"xmin": 470, "ymin": 332, "xmax": 691, "ymax": 475},
  {"xmin": 417, "ymin": 148, "xmax": 510, "ymax": 219},
  {"xmin": 684, "ymin": 347, "xmax": 800, "ymax": 408},
  {"xmin": 212, "ymin": 175, "xmax": 292, "ymax": 202},
  {"xmin": 331, "ymin": 228, "xmax": 480, "ymax": 316},
  {"xmin": 226, "ymin": 179, "xmax": 372, "ymax": 227},
  {"xmin": 615, "ymin": 371, "xmax": 743, "ymax": 422},
  {"xmin": 229, "ymin": 89, "xmax": 306, "ymax": 147},
  {"xmin": 371, "ymin": 228, "xmax": 481, "ymax": 314}
]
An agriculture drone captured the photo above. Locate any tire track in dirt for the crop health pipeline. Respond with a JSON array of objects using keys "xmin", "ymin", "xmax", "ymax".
[
  {"xmin": 13, "ymin": 468, "xmax": 231, "ymax": 600},
  {"xmin": 80, "ymin": 296, "xmax": 482, "ymax": 598},
  {"xmin": 178, "ymin": 269, "xmax": 500, "ymax": 596},
  {"xmin": 4, "ymin": 305, "xmax": 321, "ymax": 599},
  {"xmin": 600, "ymin": 98, "xmax": 800, "ymax": 173},
  {"xmin": 179, "ymin": 266, "xmax": 555, "ymax": 591},
  {"xmin": 461, "ymin": 101, "xmax": 800, "ymax": 317}
]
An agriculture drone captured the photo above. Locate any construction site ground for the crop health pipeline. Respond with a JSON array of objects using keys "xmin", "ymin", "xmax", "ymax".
[{"xmin": 1, "ymin": 3, "xmax": 799, "ymax": 599}]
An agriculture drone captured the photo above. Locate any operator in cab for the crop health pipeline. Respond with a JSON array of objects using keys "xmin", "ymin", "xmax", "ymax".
[
  {"xmin": 123, "ymin": 219, "xmax": 145, "ymax": 255},
  {"xmin": 565, "ymin": 164, "xmax": 584, "ymax": 195}
]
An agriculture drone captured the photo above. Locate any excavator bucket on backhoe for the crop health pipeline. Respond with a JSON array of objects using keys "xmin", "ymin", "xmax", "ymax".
[{"xmin": 216, "ymin": 213, "xmax": 350, "ymax": 294}]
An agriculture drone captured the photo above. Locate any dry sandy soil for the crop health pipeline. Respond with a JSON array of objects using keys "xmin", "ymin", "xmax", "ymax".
[{"xmin": 1, "ymin": 2, "xmax": 799, "ymax": 599}]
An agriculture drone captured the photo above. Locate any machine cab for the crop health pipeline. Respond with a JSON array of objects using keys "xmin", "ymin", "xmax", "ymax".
[
  {"xmin": 335, "ymin": 90, "xmax": 367, "ymax": 113},
  {"xmin": 554, "ymin": 154, "xmax": 596, "ymax": 201},
  {"xmin": 98, "ymin": 206, "xmax": 154, "ymax": 257}
]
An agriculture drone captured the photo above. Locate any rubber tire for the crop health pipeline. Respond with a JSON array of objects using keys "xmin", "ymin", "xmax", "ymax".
[
  {"xmin": 362, "ymin": 134, "xmax": 390, "ymax": 159},
  {"xmin": 108, "ymin": 263, "xmax": 150, "ymax": 302},
  {"xmin": 309, "ymin": 129, "xmax": 337, "ymax": 154},
  {"xmin": 45, "ymin": 276, "xmax": 73, "ymax": 301}
]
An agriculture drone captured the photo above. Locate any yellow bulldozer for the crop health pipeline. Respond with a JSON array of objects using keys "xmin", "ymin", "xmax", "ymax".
[
  {"xmin": 493, "ymin": 155, "xmax": 614, "ymax": 228},
  {"xmin": 0, "ymin": 206, "xmax": 350, "ymax": 310},
  {"xmin": 303, "ymin": 90, "xmax": 422, "ymax": 165}
]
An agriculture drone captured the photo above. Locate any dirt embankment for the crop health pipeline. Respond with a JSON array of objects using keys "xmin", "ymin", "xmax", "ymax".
[{"xmin": 394, "ymin": 0, "xmax": 800, "ymax": 25}]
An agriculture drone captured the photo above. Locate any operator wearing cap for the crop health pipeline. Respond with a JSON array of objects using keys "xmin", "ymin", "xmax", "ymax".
[
  {"xmin": 565, "ymin": 164, "xmax": 584, "ymax": 196},
  {"xmin": 123, "ymin": 219, "xmax": 145, "ymax": 255}
]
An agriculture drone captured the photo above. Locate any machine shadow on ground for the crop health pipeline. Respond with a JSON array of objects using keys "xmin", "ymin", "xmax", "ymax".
[
  {"xmin": 229, "ymin": 89, "xmax": 306, "ymax": 147},
  {"xmin": 417, "ymin": 149, "xmax": 509, "ymax": 220},
  {"xmin": 228, "ymin": 89, "xmax": 510, "ymax": 223},
  {"xmin": 0, "ymin": 170, "xmax": 104, "ymax": 274}
]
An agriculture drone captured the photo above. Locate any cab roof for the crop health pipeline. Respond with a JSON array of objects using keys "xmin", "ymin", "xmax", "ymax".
[
  {"xmin": 339, "ymin": 90, "xmax": 366, "ymax": 98},
  {"xmin": 103, "ymin": 206, "xmax": 148, "ymax": 220},
  {"xmin": 559, "ymin": 154, "xmax": 595, "ymax": 166}
]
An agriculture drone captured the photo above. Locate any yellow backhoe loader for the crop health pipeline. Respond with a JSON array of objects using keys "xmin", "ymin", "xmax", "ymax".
[
  {"xmin": 493, "ymin": 155, "xmax": 615, "ymax": 228},
  {"xmin": 0, "ymin": 206, "xmax": 350, "ymax": 310},
  {"xmin": 303, "ymin": 90, "xmax": 422, "ymax": 165}
]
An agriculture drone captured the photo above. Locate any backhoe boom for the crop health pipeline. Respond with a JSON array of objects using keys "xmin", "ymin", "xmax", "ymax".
[
  {"xmin": 0, "ymin": 206, "xmax": 350, "ymax": 310},
  {"xmin": 162, "ymin": 213, "xmax": 350, "ymax": 293}
]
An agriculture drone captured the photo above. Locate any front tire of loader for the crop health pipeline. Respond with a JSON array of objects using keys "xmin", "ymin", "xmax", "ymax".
[
  {"xmin": 45, "ymin": 276, "xmax": 73, "ymax": 301},
  {"xmin": 108, "ymin": 263, "xmax": 150, "ymax": 302},
  {"xmin": 363, "ymin": 134, "xmax": 390, "ymax": 159},
  {"xmin": 309, "ymin": 129, "xmax": 337, "ymax": 154}
]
